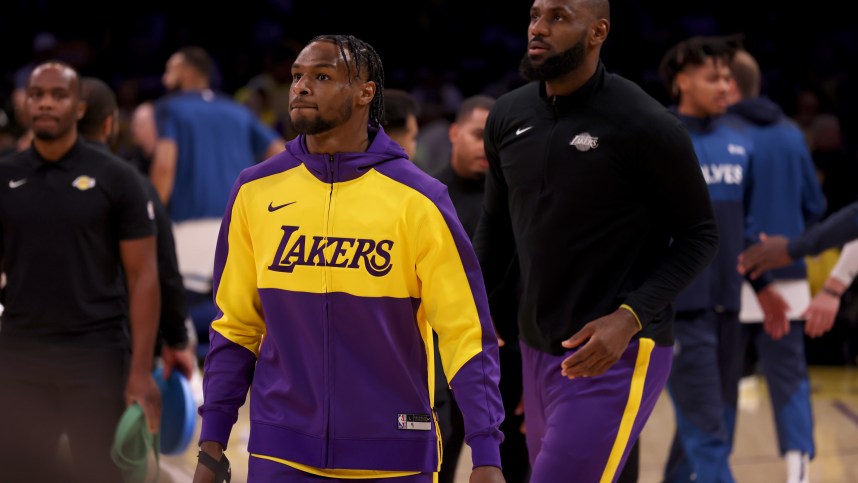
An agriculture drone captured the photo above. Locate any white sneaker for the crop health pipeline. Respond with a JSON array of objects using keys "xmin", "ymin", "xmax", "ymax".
[{"xmin": 785, "ymin": 450, "xmax": 810, "ymax": 483}]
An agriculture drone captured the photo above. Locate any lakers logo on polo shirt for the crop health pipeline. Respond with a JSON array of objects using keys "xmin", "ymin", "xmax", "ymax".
[{"xmin": 72, "ymin": 175, "xmax": 96, "ymax": 191}]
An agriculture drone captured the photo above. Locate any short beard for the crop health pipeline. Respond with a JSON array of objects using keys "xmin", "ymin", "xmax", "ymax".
[
  {"xmin": 32, "ymin": 127, "xmax": 61, "ymax": 141},
  {"xmin": 292, "ymin": 116, "xmax": 337, "ymax": 135},
  {"xmin": 291, "ymin": 103, "xmax": 353, "ymax": 135},
  {"xmin": 519, "ymin": 38, "xmax": 587, "ymax": 82}
]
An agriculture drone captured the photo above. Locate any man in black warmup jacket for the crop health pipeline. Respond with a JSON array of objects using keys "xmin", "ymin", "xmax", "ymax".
[{"xmin": 473, "ymin": 1, "xmax": 719, "ymax": 481}]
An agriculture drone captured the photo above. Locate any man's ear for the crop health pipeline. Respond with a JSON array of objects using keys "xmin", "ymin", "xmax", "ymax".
[
  {"xmin": 358, "ymin": 81, "xmax": 376, "ymax": 107},
  {"xmin": 76, "ymin": 100, "xmax": 87, "ymax": 120},
  {"xmin": 105, "ymin": 112, "xmax": 120, "ymax": 142},
  {"xmin": 675, "ymin": 72, "xmax": 689, "ymax": 97},
  {"xmin": 591, "ymin": 19, "xmax": 609, "ymax": 47},
  {"xmin": 448, "ymin": 122, "xmax": 459, "ymax": 144}
]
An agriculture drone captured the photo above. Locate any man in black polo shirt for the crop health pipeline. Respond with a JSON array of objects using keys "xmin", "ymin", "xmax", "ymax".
[{"xmin": 0, "ymin": 61, "xmax": 161, "ymax": 482}]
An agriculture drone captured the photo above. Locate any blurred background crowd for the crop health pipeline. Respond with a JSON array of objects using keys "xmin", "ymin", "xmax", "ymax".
[
  {"xmin": 2, "ymin": 1, "xmax": 857, "ymax": 149},
  {"xmin": 2, "ymin": 0, "xmax": 858, "ymax": 366}
]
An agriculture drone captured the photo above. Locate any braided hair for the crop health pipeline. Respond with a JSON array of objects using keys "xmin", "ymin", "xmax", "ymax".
[{"xmin": 310, "ymin": 34, "xmax": 385, "ymax": 129}]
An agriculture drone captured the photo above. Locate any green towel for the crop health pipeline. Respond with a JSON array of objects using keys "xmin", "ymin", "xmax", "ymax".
[{"xmin": 111, "ymin": 403, "xmax": 160, "ymax": 483}]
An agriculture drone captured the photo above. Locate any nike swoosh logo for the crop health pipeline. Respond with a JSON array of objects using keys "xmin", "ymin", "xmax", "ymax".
[
  {"xmin": 516, "ymin": 126, "xmax": 533, "ymax": 135},
  {"xmin": 8, "ymin": 179, "xmax": 26, "ymax": 188},
  {"xmin": 268, "ymin": 201, "xmax": 296, "ymax": 212}
]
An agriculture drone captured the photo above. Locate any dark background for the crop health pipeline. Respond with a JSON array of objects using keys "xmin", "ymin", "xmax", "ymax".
[
  {"xmin": 2, "ymin": 0, "xmax": 856, "ymax": 115},
  {"xmin": 2, "ymin": 0, "xmax": 857, "ymax": 363}
]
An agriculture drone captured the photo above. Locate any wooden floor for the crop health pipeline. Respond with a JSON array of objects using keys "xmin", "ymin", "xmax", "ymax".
[
  {"xmin": 638, "ymin": 367, "xmax": 858, "ymax": 483},
  {"xmin": 156, "ymin": 366, "xmax": 858, "ymax": 483}
]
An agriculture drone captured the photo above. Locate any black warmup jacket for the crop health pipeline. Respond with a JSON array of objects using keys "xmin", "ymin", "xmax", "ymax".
[{"xmin": 474, "ymin": 62, "xmax": 719, "ymax": 354}]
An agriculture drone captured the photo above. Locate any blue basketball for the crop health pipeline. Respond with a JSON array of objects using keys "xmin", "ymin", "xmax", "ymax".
[{"xmin": 153, "ymin": 367, "xmax": 197, "ymax": 455}]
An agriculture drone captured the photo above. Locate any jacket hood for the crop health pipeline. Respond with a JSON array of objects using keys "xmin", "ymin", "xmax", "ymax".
[
  {"xmin": 285, "ymin": 126, "xmax": 409, "ymax": 183},
  {"xmin": 727, "ymin": 97, "xmax": 783, "ymax": 126}
]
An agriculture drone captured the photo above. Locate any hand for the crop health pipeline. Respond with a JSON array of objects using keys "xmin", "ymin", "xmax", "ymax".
[
  {"xmin": 193, "ymin": 464, "xmax": 216, "ymax": 483},
  {"xmin": 161, "ymin": 345, "xmax": 197, "ymax": 380},
  {"xmin": 125, "ymin": 369, "xmax": 162, "ymax": 433},
  {"xmin": 560, "ymin": 308, "xmax": 640, "ymax": 379},
  {"xmin": 470, "ymin": 465, "xmax": 506, "ymax": 483},
  {"xmin": 804, "ymin": 283, "xmax": 843, "ymax": 338},
  {"xmin": 193, "ymin": 441, "xmax": 225, "ymax": 483},
  {"xmin": 737, "ymin": 233, "xmax": 793, "ymax": 279},
  {"xmin": 756, "ymin": 285, "xmax": 790, "ymax": 340}
]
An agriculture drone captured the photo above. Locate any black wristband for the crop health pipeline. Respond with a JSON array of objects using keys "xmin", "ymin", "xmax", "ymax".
[
  {"xmin": 822, "ymin": 286, "xmax": 843, "ymax": 298},
  {"xmin": 198, "ymin": 450, "xmax": 231, "ymax": 482}
]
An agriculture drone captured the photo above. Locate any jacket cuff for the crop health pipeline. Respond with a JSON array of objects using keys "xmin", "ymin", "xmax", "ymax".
[
  {"xmin": 748, "ymin": 270, "xmax": 773, "ymax": 293},
  {"xmin": 199, "ymin": 410, "xmax": 237, "ymax": 450},
  {"xmin": 162, "ymin": 335, "xmax": 190, "ymax": 350},
  {"xmin": 160, "ymin": 323, "xmax": 190, "ymax": 349},
  {"xmin": 619, "ymin": 304, "xmax": 643, "ymax": 330},
  {"xmin": 787, "ymin": 238, "xmax": 807, "ymax": 260},
  {"xmin": 467, "ymin": 433, "xmax": 502, "ymax": 469}
]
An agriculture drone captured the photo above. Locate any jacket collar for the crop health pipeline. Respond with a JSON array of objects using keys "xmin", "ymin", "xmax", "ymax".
[
  {"xmin": 539, "ymin": 61, "xmax": 607, "ymax": 114},
  {"xmin": 28, "ymin": 137, "xmax": 85, "ymax": 171},
  {"xmin": 286, "ymin": 126, "xmax": 408, "ymax": 183}
]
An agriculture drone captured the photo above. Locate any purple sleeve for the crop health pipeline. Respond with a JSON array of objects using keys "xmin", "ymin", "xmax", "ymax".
[{"xmin": 197, "ymin": 178, "xmax": 258, "ymax": 449}]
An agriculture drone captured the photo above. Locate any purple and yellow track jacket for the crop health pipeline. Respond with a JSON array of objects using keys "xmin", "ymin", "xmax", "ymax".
[{"xmin": 198, "ymin": 127, "xmax": 504, "ymax": 475}]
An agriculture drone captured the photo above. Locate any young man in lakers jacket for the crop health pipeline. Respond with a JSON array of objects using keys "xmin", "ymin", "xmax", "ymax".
[{"xmin": 193, "ymin": 35, "xmax": 506, "ymax": 483}]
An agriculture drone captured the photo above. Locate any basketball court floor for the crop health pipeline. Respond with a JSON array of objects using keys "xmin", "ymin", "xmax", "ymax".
[{"xmin": 156, "ymin": 365, "xmax": 858, "ymax": 483}]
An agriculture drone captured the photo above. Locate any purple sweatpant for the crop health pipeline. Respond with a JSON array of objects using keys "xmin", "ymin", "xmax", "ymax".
[{"xmin": 521, "ymin": 338, "xmax": 672, "ymax": 483}]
